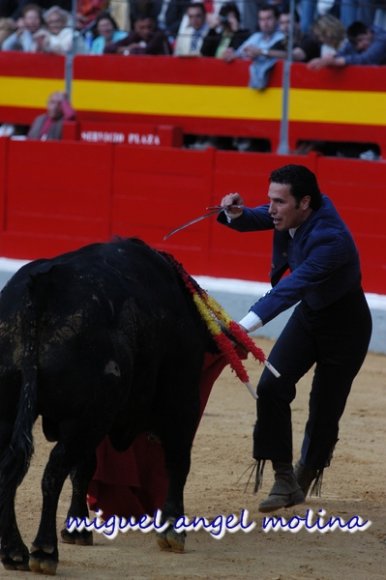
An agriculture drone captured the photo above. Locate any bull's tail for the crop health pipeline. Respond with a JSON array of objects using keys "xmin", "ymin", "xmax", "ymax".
[{"xmin": 0, "ymin": 293, "xmax": 38, "ymax": 535}]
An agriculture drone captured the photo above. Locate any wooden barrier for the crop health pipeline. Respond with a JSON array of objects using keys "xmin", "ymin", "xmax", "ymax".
[{"xmin": 0, "ymin": 138, "xmax": 384, "ymax": 294}]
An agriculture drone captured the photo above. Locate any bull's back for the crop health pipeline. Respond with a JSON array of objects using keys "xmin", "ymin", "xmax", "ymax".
[{"xmin": 0, "ymin": 238, "xmax": 206, "ymax": 418}]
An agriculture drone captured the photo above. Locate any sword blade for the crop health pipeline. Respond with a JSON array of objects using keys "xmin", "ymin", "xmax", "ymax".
[
  {"xmin": 163, "ymin": 204, "xmax": 243, "ymax": 240},
  {"xmin": 163, "ymin": 208, "xmax": 221, "ymax": 240}
]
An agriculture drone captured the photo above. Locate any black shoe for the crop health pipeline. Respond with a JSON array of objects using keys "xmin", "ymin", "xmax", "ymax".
[{"xmin": 294, "ymin": 461, "xmax": 318, "ymax": 497}]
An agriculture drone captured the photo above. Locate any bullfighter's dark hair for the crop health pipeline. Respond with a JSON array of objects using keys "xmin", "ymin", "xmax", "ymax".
[{"xmin": 269, "ymin": 164, "xmax": 323, "ymax": 210}]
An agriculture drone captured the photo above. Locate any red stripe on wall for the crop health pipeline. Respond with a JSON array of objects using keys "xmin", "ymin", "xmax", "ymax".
[
  {"xmin": 290, "ymin": 62, "xmax": 386, "ymax": 92},
  {"xmin": 73, "ymin": 55, "xmax": 257, "ymax": 87},
  {"xmin": 0, "ymin": 52, "xmax": 65, "ymax": 78},
  {"xmin": 73, "ymin": 57, "xmax": 386, "ymax": 91}
]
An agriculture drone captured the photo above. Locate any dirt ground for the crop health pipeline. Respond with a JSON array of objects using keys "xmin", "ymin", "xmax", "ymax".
[{"xmin": 4, "ymin": 338, "xmax": 386, "ymax": 580}]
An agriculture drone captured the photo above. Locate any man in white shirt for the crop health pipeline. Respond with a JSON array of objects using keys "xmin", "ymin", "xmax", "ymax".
[{"xmin": 174, "ymin": 2, "xmax": 209, "ymax": 56}]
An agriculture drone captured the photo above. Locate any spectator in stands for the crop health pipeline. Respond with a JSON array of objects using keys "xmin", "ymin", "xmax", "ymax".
[
  {"xmin": 77, "ymin": 0, "xmax": 108, "ymax": 32},
  {"xmin": 222, "ymin": 4, "xmax": 284, "ymax": 89},
  {"xmin": 201, "ymin": 2, "xmax": 250, "ymax": 58},
  {"xmin": 268, "ymin": 12, "xmax": 347, "ymax": 66},
  {"xmin": 2, "ymin": 3, "xmax": 43, "ymax": 51},
  {"xmin": 164, "ymin": 0, "xmax": 194, "ymax": 40},
  {"xmin": 174, "ymin": 2, "xmax": 209, "ymax": 56},
  {"xmin": 308, "ymin": 20, "xmax": 386, "ymax": 68},
  {"xmin": 33, "ymin": 5, "xmax": 75, "ymax": 54},
  {"xmin": 129, "ymin": 0, "xmax": 162, "ymax": 30},
  {"xmin": 311, "ymin": 13, "xmax": 346, "ymax": 56},
  {"xmin": 104, "ymin": 14, "xmax": 171, "ymax": 54},
  {"xmin": 274, "ymin": 13, "xmax": 345, "ymax": 62},
  {"xmin": 0, "ymin": 16, "xmax": 15, "ymax": 45},
  {"xmin": 267, "ymin": 8, "xmax": 320, "ymax": 62},
  {"xmin": 27, "ymin": 91, "xmax": 75, "ymax": 140},
  {"xmin": 89, "ymin": 11, "xmax": 127, "ymax": 53}
]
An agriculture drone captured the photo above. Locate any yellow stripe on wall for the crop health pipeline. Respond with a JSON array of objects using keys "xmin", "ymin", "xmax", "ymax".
[
  {"xmin": 72, "ymin": 80, "xmax": 283, "ymax": 120},
  {"xmin": 1, "ymin": 76, "xmax": 386, "ymax": 127},
  {"xmin": 292, "ymin": 88, "xmax": 386, "ymax": 125},
  {"xmin": 0, "ymin": 77, "xmax": 66, "ymax": 108},
  {"xmin": 72, "ymin": 81, "xmax": 386, "ymax": 126}
]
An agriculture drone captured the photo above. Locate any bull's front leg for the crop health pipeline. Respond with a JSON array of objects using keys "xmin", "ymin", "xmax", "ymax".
[{"xmin": 29, "ymin": 442, "xmax": 71, "ymax": 575}]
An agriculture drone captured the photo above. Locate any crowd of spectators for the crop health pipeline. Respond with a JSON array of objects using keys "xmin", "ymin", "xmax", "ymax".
[
  {"xmin": 0, "ymin": 0, "xmax": 385, "ymax": 155},
  {"xmin": 0, "ymin": 0, "xmax": 385, "ymax": 62}
]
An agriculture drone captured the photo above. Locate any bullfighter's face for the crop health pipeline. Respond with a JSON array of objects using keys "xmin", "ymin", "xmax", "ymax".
[{"xmin": 268, "ymin": 182, "xmax": 312, "ymax": 231}]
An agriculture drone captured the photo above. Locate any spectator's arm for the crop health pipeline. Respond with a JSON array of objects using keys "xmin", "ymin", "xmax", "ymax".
[
  {"xmin": 307, "ymin": 54, "xmax": 346, "ymax": 70},
  {"xmin": 340, "ymin": 36, "xmax": 386, "ymax": 65},
  {"xmin": 2, "ymin": 32, "xmax": 21, "ymax": 51},
  {"xmin": 60, "ymin": 94, "xmax": 76, "ymax": 120}
]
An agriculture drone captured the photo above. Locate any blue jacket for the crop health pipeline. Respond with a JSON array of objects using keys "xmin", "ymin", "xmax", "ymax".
[
  {"xmin": 218, "ymin": 196, "xmax": 362, "ymax": 324},
  {"xmin": 338, "ymin": 26, "xmax": 386, "ymax": 65}
]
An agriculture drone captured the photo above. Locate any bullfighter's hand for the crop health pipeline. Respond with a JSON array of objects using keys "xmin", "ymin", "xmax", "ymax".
[{"xmin": 221, "ymin": 192, "xmax": 244, "ymax": 219}]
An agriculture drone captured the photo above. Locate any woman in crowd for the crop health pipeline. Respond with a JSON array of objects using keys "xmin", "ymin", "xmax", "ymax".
[
  {"xmin": 311, "ymin": 13, "xmax": 346, "ymax": 56},
  {"xmin": 34, "ymin": 5, "xmax": 73, "ymax": 53},
  {"xmin": 89, "ymin": 12, "xmax": 127, "ymax": 54}
]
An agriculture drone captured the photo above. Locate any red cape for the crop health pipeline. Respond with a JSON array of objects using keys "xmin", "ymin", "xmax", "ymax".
[{"xmin": 87, "ymin": 353, "xmax": 228, "ymax": 518}]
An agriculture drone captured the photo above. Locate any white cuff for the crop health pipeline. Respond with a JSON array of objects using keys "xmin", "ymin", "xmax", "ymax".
[
  {"xmin": 224, "ymin": 209, "xmax": 235, "ymax": 222},
  {"xmin": 224, "ymin": 209, "xmax": 243, "ymax": 222},
  {"xmin": 238, "ymin": 311, "xmax": 263, "ymax": 333}
]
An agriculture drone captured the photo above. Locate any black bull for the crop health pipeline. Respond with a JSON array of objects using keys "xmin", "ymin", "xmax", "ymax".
[{"xmin": 0, "ymin": 237, "xmax": 218, "ymax": 574}]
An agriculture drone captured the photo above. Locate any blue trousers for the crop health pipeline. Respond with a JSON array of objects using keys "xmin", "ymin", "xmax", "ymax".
[{"xmin": 253, "ymin": 288, "xmax": 372, "ymax": 469}]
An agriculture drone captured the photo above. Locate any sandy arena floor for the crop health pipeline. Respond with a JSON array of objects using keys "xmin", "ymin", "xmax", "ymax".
[{"xmin": 4, "ymin": 338, "xmax": 386, "ymax": 579}]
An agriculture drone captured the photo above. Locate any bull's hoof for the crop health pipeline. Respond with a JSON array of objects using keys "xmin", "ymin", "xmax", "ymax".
[
  {"xmin": 60, "ymin": 527, "xmax": 93, "ymax": 546},
  {"xmin": 157, "ymin": 526, "xmax": 186, "ymax": 553},
  {"xmin": 29, "ymin": 548, "xmax": 58, "ymax": 575},
  {"xmin": 0, "ymin": 545, "xmax": 30, "ymax": 571}
]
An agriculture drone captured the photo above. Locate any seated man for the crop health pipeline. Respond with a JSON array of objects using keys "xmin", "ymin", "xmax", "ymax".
[
  {"xmin": 104, "ymin": 14, "xmax": 171, "ymax": 55},
  {"xmin": 27, "ymin": 91, "xmax": 75, "ymax": 141},
  {"xmin": 308, "ymin": 20, "xmax": 386, "ymax": 68}
]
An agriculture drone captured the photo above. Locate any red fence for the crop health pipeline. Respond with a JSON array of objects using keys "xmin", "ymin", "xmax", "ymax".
[
  {"xmin": 0, "ymin": 137, "xmax": 384, "ymax": 294},
  {"xmin": 2, "ymin": 54, "xmax": 386, "ymax": 154}
]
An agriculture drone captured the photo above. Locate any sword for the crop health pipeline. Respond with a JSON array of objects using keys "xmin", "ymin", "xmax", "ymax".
[{"xmin": 163, "ymin": 205, "xmax": 243, "ymax": 240}]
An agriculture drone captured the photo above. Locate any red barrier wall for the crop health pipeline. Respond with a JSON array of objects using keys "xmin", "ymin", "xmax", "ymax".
[
  {"xmin": 2, "ymin": 55, "xmax": 386, "ymax": 155},
  {"xmin": 110, "ymin": 146, "xmax": 215, "ymax": 274},
  {"xmin": 0, "ymin": 138, "xmax": 384, "ymax": 294},
  {"xmin": 0, "ymin": 139, "xmax": 113, "ymax": 257}
]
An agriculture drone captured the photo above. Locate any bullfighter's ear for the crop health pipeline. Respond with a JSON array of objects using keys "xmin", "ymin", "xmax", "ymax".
[{"xmin": 301, "ymin": 195, "xmax": 311, "ymax": 210}]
